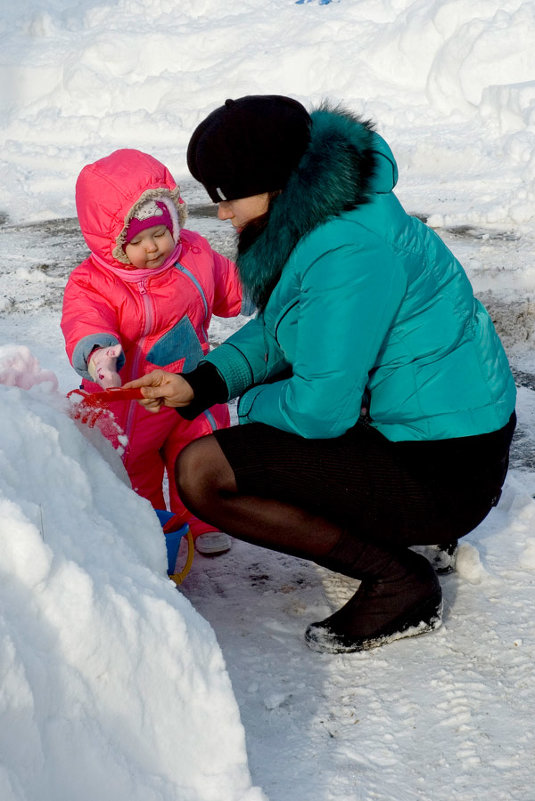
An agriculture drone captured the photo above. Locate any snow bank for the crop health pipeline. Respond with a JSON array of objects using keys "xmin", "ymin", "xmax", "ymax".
[
  {"xmin": 0, "ymin": 346, "xmax": 266, "ymax": 801},
  {"xmin": 0, "ymin": 0, "xmax": 533, "ymax": 226}
]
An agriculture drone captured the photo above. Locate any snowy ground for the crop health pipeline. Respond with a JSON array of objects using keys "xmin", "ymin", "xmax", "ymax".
[{"xmin": 1, "ymin": 206, "xmax": 534, "ymax": 801}]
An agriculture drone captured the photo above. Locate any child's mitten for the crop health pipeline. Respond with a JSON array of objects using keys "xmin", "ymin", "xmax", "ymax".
[{"xmin": 88, "ymin": 344, "xmax": 122, "ymax": 388}]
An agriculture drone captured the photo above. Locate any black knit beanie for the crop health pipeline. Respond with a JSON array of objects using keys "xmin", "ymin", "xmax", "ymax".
[{"xmin": 187, "ymin": 95, "xmax": 312, "ymax": 203}]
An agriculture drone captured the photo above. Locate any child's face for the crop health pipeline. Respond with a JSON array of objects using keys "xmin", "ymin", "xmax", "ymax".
[{"xmin": 124, "ymin": 225, "xmax": 175, "ymax": 269}]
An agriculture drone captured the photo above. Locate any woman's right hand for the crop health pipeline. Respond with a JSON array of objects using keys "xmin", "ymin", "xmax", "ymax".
[{"xmin": 122, "ymin": 371, "xmax": 194, "ymax": 413}]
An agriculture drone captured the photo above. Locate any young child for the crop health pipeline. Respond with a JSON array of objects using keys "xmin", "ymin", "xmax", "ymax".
[{"xmin": 61, "ymin": 148, "xmax": 247, "ymax": 555}]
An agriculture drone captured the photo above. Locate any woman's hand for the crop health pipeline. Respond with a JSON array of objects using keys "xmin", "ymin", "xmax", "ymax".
[{"xmin": 122, "ymin": 371, "xmax": 194, "ymax": 413}]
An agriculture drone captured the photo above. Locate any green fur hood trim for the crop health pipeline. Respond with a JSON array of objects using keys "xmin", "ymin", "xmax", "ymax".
[{"xmin": 237, "ymin": 104, "xmax": 397, "ymax": 309}]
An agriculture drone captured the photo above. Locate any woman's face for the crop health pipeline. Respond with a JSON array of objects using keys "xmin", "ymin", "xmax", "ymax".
[{"xmin": 217, "ymin": 193, "xmax": 270, "ymax": 232}]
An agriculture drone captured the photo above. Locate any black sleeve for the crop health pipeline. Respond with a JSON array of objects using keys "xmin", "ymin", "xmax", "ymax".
[{"xmin": 176, "ymin": 361, "xmax": 230, "ymax": 420}]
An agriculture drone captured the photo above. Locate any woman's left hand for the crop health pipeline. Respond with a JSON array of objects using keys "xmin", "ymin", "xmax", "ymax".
[{"xmin": 122, "ymin": 371, "xmax": 194, "ymax": 413}]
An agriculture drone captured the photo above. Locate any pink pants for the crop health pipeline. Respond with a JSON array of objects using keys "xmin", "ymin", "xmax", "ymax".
[{"xmin": 120, "ymin": 400, "xmax": 231, "ymax": 538}]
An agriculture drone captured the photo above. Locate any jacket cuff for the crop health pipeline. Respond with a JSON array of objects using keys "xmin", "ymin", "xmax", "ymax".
[
  {"xmin": 176, "ymin": 361, "xmax": 229, "ymax": 420},
  {"xmin": 72, "ymin": 333, "xmax": 122, "ymax": 379}
]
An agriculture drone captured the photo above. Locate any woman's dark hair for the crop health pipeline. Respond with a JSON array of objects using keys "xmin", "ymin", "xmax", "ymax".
[{"xmin": 237, "ymin": 191, "xmax": 280, "ymax": 257}]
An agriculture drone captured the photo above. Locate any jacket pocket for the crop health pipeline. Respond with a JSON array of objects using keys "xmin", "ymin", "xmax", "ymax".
[{"xmin": 146, "ymin": 316, "xmax": 204, "ymax": 370}]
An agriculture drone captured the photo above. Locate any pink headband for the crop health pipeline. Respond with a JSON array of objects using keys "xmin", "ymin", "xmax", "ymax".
[{"xmin": 125, "ymin": 200, "xmax": 174, "ymax": 244}]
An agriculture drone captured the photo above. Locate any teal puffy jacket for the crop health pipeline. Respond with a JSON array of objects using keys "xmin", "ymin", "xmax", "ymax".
[{"xmin": 204, "ymin": 106, "xmax": 516, "ymax": 441}]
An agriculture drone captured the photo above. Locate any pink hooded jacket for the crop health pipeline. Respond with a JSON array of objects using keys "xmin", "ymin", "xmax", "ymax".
[
  {"xmin": 61, "ymin": 148, "xmax": 245, "ymax": 390},
  {"xmin": 61, "ymin": 149, "xmax": 246, "ymax": 528}
]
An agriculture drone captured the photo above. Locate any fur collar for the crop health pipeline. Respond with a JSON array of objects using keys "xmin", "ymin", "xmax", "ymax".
[{"xmin": 237, "ymin": 104, "xmax": 377, "ymax": 309}]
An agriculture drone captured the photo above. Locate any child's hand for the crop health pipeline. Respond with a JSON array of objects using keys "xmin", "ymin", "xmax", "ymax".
[
  {"xmin": 123, "ymin": 371, "xmax": 194, "ymax": 412},
  {"xmin": 88, "ymin": 344, "xmax": 122, "ymax": 389}
]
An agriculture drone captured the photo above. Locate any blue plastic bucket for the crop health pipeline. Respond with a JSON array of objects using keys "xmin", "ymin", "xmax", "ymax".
[{"xmin": 155, "ymin": 509, "xmax": 190, "ymax": 574}]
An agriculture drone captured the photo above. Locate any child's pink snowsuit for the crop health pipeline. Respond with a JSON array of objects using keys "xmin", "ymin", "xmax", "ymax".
[{"xmin": 61, "ymin": 149, "xmax": 246, "ymax": 536}]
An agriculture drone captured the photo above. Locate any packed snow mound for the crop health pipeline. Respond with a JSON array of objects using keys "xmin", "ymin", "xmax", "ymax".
[
  {"xmin": 0, "ymin": 347, "xmax": 266, "ymax": 801},
  {"xmin": 0, "ymin": 0, "xmax": 533, "ymax": 226},
  {"xmin": 0, "ymin": 343, "xmax": 58, "ymax": 390},
  {"xmin": 455, "ymin": 542, "xmax": 487, "ymax": 584}
]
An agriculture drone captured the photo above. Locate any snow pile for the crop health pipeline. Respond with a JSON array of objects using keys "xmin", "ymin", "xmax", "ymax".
[
  {"xmin": 455, "ymin": 541, "xmax": 487, "ymax": 584},
  {"xmin": 0, "ymin": 0, "xmax": 533, "ymax": 226},
  {"xmin": 0, "ymin": 346, "xmax": 266, "ymax": 801},
  {"xmin": 0, "ymin": 344, "xmax": 58, "ymax": 390}
]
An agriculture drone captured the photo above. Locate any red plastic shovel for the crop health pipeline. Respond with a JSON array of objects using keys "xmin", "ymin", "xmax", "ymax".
[
  {"xmin": 67, "ymin": 386, "xmax": 145, "ymax": 407},
  {"xmin": 66, "ymin": 386, "xmax": 144, "ymax": 427}
]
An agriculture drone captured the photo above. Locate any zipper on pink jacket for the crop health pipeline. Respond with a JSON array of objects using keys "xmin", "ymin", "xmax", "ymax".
[
  {"xmin": 124, "ymin": 277, "xmax": 154, "ymax": 444},
  {"xmin": 174, "ymin": 262, "xmax": 209, "ymax": 341},
  {"xmin": 90, "ymin": 244, "xmax": 213, "ymax": 446}
]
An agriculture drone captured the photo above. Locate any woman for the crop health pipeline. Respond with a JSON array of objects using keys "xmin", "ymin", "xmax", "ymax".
[{"xmin": 124, "ymin": 95, "xmax": 516, "ymax": 654}]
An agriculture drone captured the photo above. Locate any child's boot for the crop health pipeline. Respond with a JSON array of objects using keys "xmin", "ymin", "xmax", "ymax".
[{"xmin": 195, "ymin": 531, "xmax": 232, "ymax": 555}]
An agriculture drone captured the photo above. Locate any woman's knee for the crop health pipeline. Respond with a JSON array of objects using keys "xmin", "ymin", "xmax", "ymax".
[{"xmin": 175, "ymin": 434, "xmax": 236, "ymax": 506}]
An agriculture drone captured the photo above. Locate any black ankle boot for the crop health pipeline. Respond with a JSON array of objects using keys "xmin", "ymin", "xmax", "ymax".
[
  {"xmin": 305, "ymin": 584, "xmax": 442, "ymax": 653},
  {"xmin": 305, "ymin": 537, "xmax": 443, "ymax": 654}
]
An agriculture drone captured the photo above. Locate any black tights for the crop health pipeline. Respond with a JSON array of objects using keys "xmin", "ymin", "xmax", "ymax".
[
  {"xmin": 176, "ymin": 416, "xmax": 515, "ymax": 555},
  {"xmin": 176, "ymin": 429, "xmax": 453, "ymax": 644},
  {"xmin": 175, "ymin": 418, "xmax": 514, "ymax": 642},
  {"xmin": 176, "ymin": 434, "xmax": 342, "ymax": 561},
  {"xmin": 176, "ymin": 414, "xmax": 515, "ymax": 560}
]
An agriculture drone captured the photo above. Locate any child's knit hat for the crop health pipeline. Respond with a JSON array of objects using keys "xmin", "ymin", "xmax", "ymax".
[
  {"xmin": 112, "ymin": 187, "xmax": 186, "ymax": 264},
  {"xmin": 124, "ymin": 199, "xmax": 174, "ymax": 244}
]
